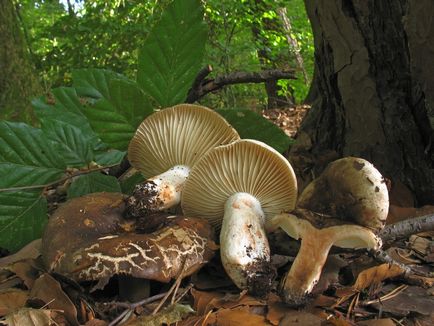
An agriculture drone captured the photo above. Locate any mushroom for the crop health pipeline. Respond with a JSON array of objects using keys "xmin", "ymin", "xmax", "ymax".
[
  {"xmin": 126, "ymin": 104, "xmax": 239, "ymax": 217},
  {"xmin": 265, "ymin": 209, "xmax": 382, "ymax": 305},
  {"xmin": 265, "ymin": 157, "xmax": 389, "ymax": 305},
  {"xmin": 181, "ymin": 139, "xmax": 297, "ymax": 296},
  {"xmin": 297, "ymin": 157, "xmax": 389, "ymax": 229},
  {"xmin": 42, "ymin": 192, "xmax": 216, "ymax": 284}
]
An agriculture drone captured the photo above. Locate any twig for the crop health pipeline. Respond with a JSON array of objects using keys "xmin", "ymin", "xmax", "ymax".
[
  {"xmin": 380, "ymin": 214, "xmax": 434, "ymax": 245},
  {"xmin": 107, "ymin": 292, "xmax": 168, "ymax": 326},
  {"xmin": 0, "ymin": 163, "xmax": 120, "ymax": 193},
  {"xmin": 186, "ymin": 65, "xmax": 213, "ymax": 103},
  {"xmin": 152, "ymin": 260, "xmax": 188, "ymax": 315}
]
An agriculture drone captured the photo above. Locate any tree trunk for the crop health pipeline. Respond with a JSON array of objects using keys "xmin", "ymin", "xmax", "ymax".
[
  {"xmin": 291, "ymin": 0, "xmax": 433, "ymax": 205},
  {"xmin": 0, "ymin": 0, "xmax": 41, "ymax": 123}
]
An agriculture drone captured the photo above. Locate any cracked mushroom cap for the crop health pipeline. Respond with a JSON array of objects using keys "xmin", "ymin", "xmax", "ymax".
[
  {"xmin": 128, "ymin": 104, "xmax": 240, "ymax": 178},
  {"xmin": 41, "ymin": 192, "xmax": 216, "ymax": 283},
  {"xmin": 181, "ymin": 139, "xmax": 298, "ymax": 227},
  {"xmin": 298, "ymin": 157, "xmax": 389, "ymax": 229}
]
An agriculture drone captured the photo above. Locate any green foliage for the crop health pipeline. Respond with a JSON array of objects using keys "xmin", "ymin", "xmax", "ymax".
[
  {"xmin": 0, "ymin": 121, "xmax": 65, "ymax": 251},
  {"xmin": 137, "ymin": 0, "xmax": 207, "ymax": 106},
  {"xmin": 217, "ymin": 109, "xmax": 293, "ymax": 153},
  {"xmin": 0, "ymin": 191, "xmax": 47, "ymax": 252},
  {"xmin": 67, "ymin": 172, "xmax": 121, "ymax": 199},
  {"xmin": 1, "ymin": 0, "xmax": 302, "ymax": 252}
]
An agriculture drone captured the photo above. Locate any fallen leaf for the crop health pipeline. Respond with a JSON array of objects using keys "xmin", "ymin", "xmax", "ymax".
[
  {"xmin": 385, "ymin": 247, "xmax": 420, "ymax": 265},
  {"xmin": 0, "ymin": 239, "xmax": 41, "ymax": 268},
  {"xmin": 279, "ymin": 311, "xmax": 323, "ymax": 326},
  {"xmin": 191, "ymin": 289, "xmax": 266, "ymax": 316},
  {"xmin": 1, "ymin": 307, "xmax": 53, "ymax": 326},
  {"xmin": 353, "ymin": 264, "xmax": 405, "ymax": 291},
  {"xmin": 4, "ymin": 259, "xmax": 41, "ymax": 289},
  {"xmin": 124, "ymin": 303, "xmax": 193, "ymax": 326},
  {"xmin": 367, "ymin": 285, "xmax": 434, "ymax": 317},
  {"xmin": 266, "ymin": 293, "xmax": 297, "ymax": 325},
  {"xmin": 0, "ymin": 289, "xmax": 28, "ymax": 316},
  {"xmin": 213, "ymin": 306, "xmax": 268, "ymax": 326},
  {"xmin": 191, "ymin": 289, "xmax": 224, "ymax": 315},
  {"xmin": 29, "ymin": 273, "xmax": 79, "ymax": 326},
  {"xmin": 83, "ymin": 319, "xmax": 108, "ymax": 326},
  {"xmin": 358, "ymin": 318, "xmax": 396, "ymax": 326}
]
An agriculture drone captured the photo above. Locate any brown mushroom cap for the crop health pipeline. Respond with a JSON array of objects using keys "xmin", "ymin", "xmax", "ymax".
[
  {"xmin": 181, "ymin": 139, "xmax": 298, "ymax": 227},
  {"xmin": 298, "ymin": 157, "xmax": 389, "ymax": 229},
  {"xmin": 41, "ymin": 192, "xmax": 216, "ymax": 283},
  {"xmin": 128, "ymin": 104, "xmax": 240, "ymax": 179}
]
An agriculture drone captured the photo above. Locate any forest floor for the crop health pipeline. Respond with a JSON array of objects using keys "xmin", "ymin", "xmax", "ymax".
[
  {"xmin": 262, "ymin": 105, "xmax": 310, "ymax": 137},
  {"xmin": 0, "ymin": 105, "xmax": 433, "ymax": 326}
]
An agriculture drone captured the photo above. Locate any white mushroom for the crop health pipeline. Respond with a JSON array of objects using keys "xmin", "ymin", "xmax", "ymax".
[
  {"xmin": 126, "ymin": 104, "xmax": 239, "ymax": 217},
  {"xmin": 182, "ymin": 139, "xmax": 297, "ymax": 296},
  {"xmin": 298, "ymin": 157, "xmax": 389, "ymax": 229},
  {"xmin": 266, "ymin": 157, "xmax": 389, "ymax": 305}
]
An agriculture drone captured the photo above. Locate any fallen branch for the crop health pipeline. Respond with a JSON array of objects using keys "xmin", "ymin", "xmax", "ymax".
[
  {"xmin": 380, "ymin": 214, "xmax": 434, "ymax": 245},
  {"xmin": 186, "ymin": 66, "xmax": 296, "ymax": 103}
]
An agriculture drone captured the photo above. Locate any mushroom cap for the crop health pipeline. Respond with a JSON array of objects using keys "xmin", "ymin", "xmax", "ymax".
[
  {"xmin": 41, "ymin": 192, "xmax": 216, "ymax": 283},
  {"xmin": 182, "ymin": 139, "xmax": 298, "ymax": 227},
  {"xmin": 298, "ymin": 157, "xmax": 389, "ymax": 229},
  {"xmin": 128, "ymin": 104, "xmax": 240, "ymax": 178}
]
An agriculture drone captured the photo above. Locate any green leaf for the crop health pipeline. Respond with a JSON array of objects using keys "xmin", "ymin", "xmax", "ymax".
[
  {"xmin": 137, "ymin": 0, "xmax": 208, "ymax": 106},
  {"xmin": 72, "ymin": 68, "xmax": 128, "ymax": 100},
  {"xmin": 0, "ymin": 191, "xmax": 47, "ymax": 252},
  {"xmin": 0, "ymin": 122, "xmax": 65, "ymax": 187},
  {"xmin": 216, "ymin": 109, "xmax": 294, "ymax": 153},
  {"xmin": 79, "ymin": 79, "xmax": 153, "ymax": 150},
  {"xmin": 67, "ymin": 172, "xmax": 121, "ymax": 199},
  {"xmin": 94, "ymin": 150, "xmax": 125, "ymax": 166},
  {"xmin": 33, "ymin": 88, "xmax": 100, "ymax": 144},
  {"xmin": 120, "ymin": 172, "xmax": 145, "ymax": 195},
  {"xmin": 38, "ymin": 118, "xmax": 94, "ymax": 168}
]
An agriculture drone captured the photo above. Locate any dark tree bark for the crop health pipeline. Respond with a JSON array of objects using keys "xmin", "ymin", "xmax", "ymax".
[
  {"xmin": 290, "ymin": 0, "xmax": 434, "ymax": 205},
  {"xmin": 0, "ymin": 0, "xmax": 41, "ymax": 123}
]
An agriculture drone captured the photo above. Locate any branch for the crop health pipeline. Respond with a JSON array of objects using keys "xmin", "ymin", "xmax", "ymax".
[
  {"xmin": 186, "ymin": 67, "xmax": 296, "ymax": 103},
  {"xmin": 379, "ymin": 214, "xmax": 434, "ymax": 245}
]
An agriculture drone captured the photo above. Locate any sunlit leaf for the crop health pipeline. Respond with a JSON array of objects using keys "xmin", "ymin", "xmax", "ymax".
[{"xmin": 137, "ymin": 0, "xmax": 208, "ymax": 106}]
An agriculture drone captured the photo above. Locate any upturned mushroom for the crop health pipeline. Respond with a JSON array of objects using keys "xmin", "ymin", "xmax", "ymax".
[
  {"xmin": 181, "ymin": 139, "xmax": 297, "ymax": 296},
  {"xmin": 265, "ymin": 157, "xmax": 389, "ymax": 305},
  {"xmin": 265, "ymin": 209, "xmax": 382, "ymax": 305},
  {"xmin": 42, "ymin": 192, "xmax": 216, "ymax": 284},
  {"xmin": 126, "ymin": 104, "xmax": 239, "ymax": 217}
]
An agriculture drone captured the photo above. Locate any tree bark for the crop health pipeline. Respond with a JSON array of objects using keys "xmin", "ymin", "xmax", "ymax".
[
  {"xmin": 0, "ymin": 0, "xmax": 41, "ymax": 123},
  {"xmin": 291, "ymin": 0, "xmax": 433, "ymax": 205}
]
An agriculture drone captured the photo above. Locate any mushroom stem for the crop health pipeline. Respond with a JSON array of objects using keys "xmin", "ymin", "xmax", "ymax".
[
  {"xmin": 267, "ymin": 213, "xmax": 382, "ymax": 305},
  {"xmin": 220, "ymin": 193, "xmax": 274, "ymax": 296},
  {"xmin": 126, "ymin": 165, "xmax": 190, "ymax": 217}
]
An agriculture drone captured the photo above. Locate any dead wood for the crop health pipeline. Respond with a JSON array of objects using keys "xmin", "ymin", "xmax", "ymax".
[{"xmin": 186, "ymin": 66, "xmax": 296, "ymax": 103}]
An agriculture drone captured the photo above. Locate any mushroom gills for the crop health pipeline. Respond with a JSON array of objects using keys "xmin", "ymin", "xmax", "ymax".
[
  {"xmin": 220, "ymin": 192, "xmax": 274, "ymax": 296},
  {"xmin": 267, "ymin": 211, "xmax": 381, "ymax": 306}
]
